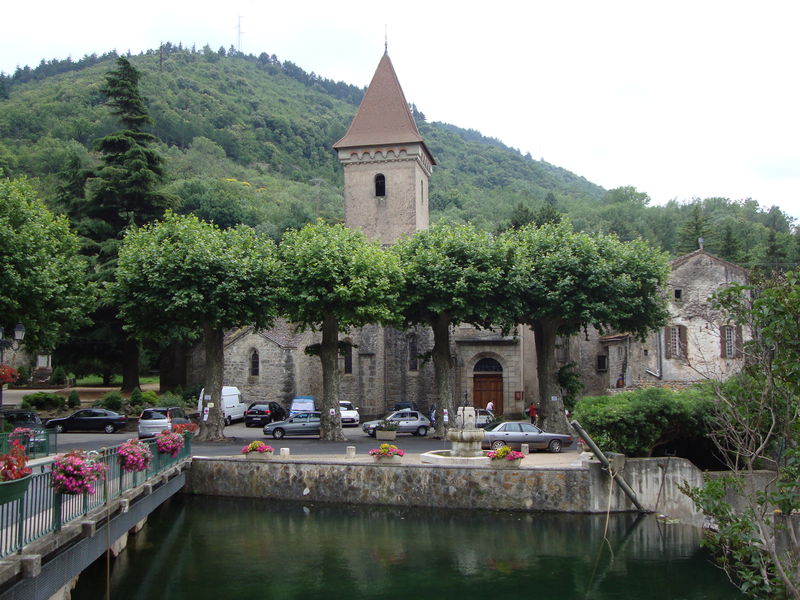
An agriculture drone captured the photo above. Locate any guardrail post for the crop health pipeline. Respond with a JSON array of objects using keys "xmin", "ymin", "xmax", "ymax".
[{"xmin": 53, "ymin": 493, "xmax": 62, "ymax": 532}]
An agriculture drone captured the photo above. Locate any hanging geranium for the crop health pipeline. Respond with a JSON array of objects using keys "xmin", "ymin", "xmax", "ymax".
[
  {"xmin": 51, "ymin": 450, "xmax": 106, "ymax": 495},
  {"xmin": 117, "ymin": 438, "xmax": 153, "ymax": 472},
  {"xmin": 155, "ymin": 430, "xmax": 184, "ymax": 457},
  {"xmin": 0, "ymin": 365, "xmax": 18, "ymax": 385}
]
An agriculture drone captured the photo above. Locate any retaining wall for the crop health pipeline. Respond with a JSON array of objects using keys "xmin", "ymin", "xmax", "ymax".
[{"xmin": 185, "ymin": 455, "xmax": 704, "ymax": 524}]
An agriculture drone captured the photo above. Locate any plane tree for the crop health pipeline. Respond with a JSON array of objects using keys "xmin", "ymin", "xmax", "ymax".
[
  {"xmin": 503, "ymin": 222, "xmax": 670, "ymax": 434},
  {"xmin": 278, "ymin": 221, "xmax": 403, "ymax": 441},
  {"xmin": 113, "ymin": 212, "xmax": 281, "ymax": 441},
  {"xmin": 392, "ymin": 222, "xmax": 516, "ymax": 437}
]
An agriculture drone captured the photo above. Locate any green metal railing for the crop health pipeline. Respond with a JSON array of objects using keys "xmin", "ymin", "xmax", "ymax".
[
  {"xmin": 0, "ymin": 431, "xmax": 55, "ymax": 459},
  {"xmin": 0, "ymin": 433, "xmax": 192, "ymax": 558}
]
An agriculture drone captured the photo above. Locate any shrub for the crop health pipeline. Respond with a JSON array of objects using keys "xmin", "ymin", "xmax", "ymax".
[
  {"xmin": 159, "ymin": 391, "xmax": 185, "ymax": 407},
  {"xmin": 15, "ymin": 365, "xmax": 31, "ymax": 385},
  {"xmin": 573, "ymin": 386, "xmax": 712, "ymax": 457},
  {"xmin": 21, "ymin": 392, "xmax": 66, "ymax": 411},
  {"xmin": 141, "ymin": 390, "xmax": 160, "ymax": 405},
  {"xmin": 100, "ymin": 391, "xmax": 123, "ymax": 412},
  {"xmin": 129, "ymin": 387, "xmax": 143, "ymax": 407},
  {"xmin": 67, "ymin": 390, "xmax": 81, "ymax": 409},
  {"xmin": 50, "ymin": 366, "xmax": 67, "ymax": 385}
]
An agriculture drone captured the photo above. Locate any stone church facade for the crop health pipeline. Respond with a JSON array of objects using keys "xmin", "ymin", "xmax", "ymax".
[{"xmin": 187, "ymin": 54, "xmax": 747, "ymax": 420}]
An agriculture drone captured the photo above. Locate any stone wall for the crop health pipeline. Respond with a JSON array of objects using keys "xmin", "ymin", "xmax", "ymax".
[{"xmin": 185, "ymin": 456, "xmax": 704, "ymax": 523}]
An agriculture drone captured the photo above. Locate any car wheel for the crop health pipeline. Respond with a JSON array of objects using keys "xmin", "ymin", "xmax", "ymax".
[
  {"xmin": 416, "ymin": 426, "xmax": 428, "ymax": 437},
  {"xmin": 491, "ymin": 440, "xmax": 506, "ymax": 450},
  {"xmin": 224, "ymin": 416, "xmax": 232, "ymax": 426},
  {"xmin": 549, "ymin": 439, "xmax": 563, "ymax": 453},
  {"xmin": 55, "ymin": 424, "xmax": 64, "ymax": 434},
  {"xmin": 272, "ymin": 428, "xmax": 285, "ymax": 440},
  {"xmin": 104, "ymin": 424, "xmax": 115, "ymax": 434},
  {"xmin": 367, "ymin": 431, "xmax": 376, "ymax": 437}
]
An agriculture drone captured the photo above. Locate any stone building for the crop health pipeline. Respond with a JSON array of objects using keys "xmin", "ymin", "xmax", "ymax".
[
  {"xmin": 187, "ymin": 53, "xmax": 747, "ymax": 419},
  {"xmin": 567, "ymin": 249, "xmax": 749, "ymax": 396}
]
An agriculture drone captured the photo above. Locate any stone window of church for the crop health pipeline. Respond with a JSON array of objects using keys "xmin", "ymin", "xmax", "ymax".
[
  {"xmin": 408, "ymin": 336, "xmax": 418, "ymax": 372},
  {"xmin": 665, "ymin": 325, "xmax": 688, "ymax": 359},
  {"xmin": 250, "ymin": 350, "xmax": 260, "ymax": 377},
  {"xmin": 674, "ymin": 288, "xmax": 683, "ymax": 301},
  {"xmin": 343, "ymin": 343, "xmax": 353, "ymax": 374},
  {"xmin": 375, "ymin": 174, "xmax": 386, "ymax": 197},
  {"xmin": 596, "ymin": 355, "xmax": 608, "ymax": 371}
]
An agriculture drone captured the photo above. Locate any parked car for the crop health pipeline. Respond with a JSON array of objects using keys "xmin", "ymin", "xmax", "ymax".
[
  {"xmin": 362, "ymin": 410, "xmax": 431, "ymax": 437},
  {"xmin": 475, "ymin": 409, "xmax": 495, "ymax": 428},
  {"xmin": 46, "ymin": 409, "xmax": 128, "ymax": 434},
  {"xmin": 481, "ymin": 421, "xmax": 573, "ymax": 453},
  {"xmin": 1, "ymin": 409, "xmax": 48, "ymax": 452},
  {"xmin": 289, "ymin": 396, "xmax": 317, "ymax": 417},
  {"xmin": 263, "ymin": 411, "xmax": 321, "ymax": 439},
  {"xmin": 245, "ymin": 402, "xmax": 287, "ymax": 427},
  {"xmin": 196, "ymin": 386, "xmax": 246, "ymax": 425},
  {"xmin": 339, "ymin": 401, "xmax": 360, "ymax": 426},
  {"xmin": 137, "ymin": 406, "xmax": 190, "ymax": 438}
]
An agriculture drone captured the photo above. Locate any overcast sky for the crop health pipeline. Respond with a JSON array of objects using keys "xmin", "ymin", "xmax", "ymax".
[{"xmin": 3, "ymin": 1, "xmax": 799, "ymax": 220}]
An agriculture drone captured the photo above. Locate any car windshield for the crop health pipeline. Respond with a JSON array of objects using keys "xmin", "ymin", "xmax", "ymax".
[{"xmin": 340, "ymin": 402, "xmax": 354, "ymax": 411}]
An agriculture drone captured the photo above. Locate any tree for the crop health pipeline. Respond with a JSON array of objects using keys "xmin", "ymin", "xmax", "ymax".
[
  {"xmin": 504, "ymin": 222, "xmax": 670, "ymax": 434},
  {"xmin": 113, "ymin": 212, "xmax": 281, "ymax": 441},
  {"xmin": 71, "ymin": 56, "xmax": 173, "ymax": 392},
  {"xmin": 678, "ymin": 202, "xmax": 710, "ymax": 254},
  {"xmin": 0, "ymin": 176, "xmax": 89, "ymax": 358},
  {"xmin": 278, "ymin": 221, "xmax": 403, "ymax": 441},
  {"xmin": 684, "ymin": 273, "xmax": 800, "ymax": 599},
  {"xmin": 393, "ymin": 223, "xmax": 515, "ymax": 437}
]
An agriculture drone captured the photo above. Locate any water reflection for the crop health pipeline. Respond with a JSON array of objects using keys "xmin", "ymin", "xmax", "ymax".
[{"xmin": 74, "ymin": 496, "xmax": 741, "ymax": 600}]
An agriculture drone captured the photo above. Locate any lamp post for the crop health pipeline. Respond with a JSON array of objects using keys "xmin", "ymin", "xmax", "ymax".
[{"xmin": 0, "ymin": 323, "xmax": 25, "ymax": 414}]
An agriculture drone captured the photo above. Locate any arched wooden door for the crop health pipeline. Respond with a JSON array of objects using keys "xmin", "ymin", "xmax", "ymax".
[{"xmin": 473, "ymin": 358, "xmax": 503, "ymax": 415}]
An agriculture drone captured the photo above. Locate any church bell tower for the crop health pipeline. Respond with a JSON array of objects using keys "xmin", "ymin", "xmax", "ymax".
[{"xmin": 333, "ymin": 52, "xmax": 435, "ymax": 245}]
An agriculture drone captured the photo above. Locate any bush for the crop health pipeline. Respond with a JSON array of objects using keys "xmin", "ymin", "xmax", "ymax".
[
  {"xmin": 573, "ymin": 386, "xmax": 712, "ymax": 457},
  {"xmin": 158, "ymin": 391, "xmax": 185, "ymax": 407},
  {"xmin": 50, "ymin": 366, "xmax": 67, "ymax": 385},
  {"xmin": 21, "ymin": 392, "xmax": 66, "ymax": 411},
  {"xmin": 15, "ymin": 364, "xmax": 31, "ymax": 384},
  {"xmin": 100, "ymin": 391, "xmax": 123, "ymax": 412},
  {"xmin": 129, "ymin": 387, "xmax": 143, "ymax": 407},
  {"xmin": 67, "ymin": 390, "xmax": 81, "ymax": 409},
  {"xmin": 141, "ymin": 390, "xmax": 160, "ymax": 405}
]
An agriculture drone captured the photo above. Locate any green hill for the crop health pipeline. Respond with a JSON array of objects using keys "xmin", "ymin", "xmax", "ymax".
[{"xmin": 1, "ymin": 45, "xmax": 796, "ymax": 268}]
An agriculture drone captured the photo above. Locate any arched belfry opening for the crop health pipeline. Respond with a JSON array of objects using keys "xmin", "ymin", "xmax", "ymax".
[
  {"xmin": 375, "ymin": 173, "xmax": 386, "ymax": 197},
  {"xmin": 473, "ymin": 357, "xmax": 503, "ymax": 415}
]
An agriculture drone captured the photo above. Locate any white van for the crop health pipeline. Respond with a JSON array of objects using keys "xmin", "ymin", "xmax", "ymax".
[{"xmin": 197, "ymin": 386, "xmax": 247, "ymax": 425}]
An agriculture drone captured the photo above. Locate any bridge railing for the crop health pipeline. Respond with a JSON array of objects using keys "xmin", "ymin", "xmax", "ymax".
[{"xmin": 0, "ymin": 433, "xmax": 192, "ymax": 558}]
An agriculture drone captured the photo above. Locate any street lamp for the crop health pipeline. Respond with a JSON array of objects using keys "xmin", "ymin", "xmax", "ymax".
[{"xmin": 0, "ymin": 323, "xmax": 25, "ymax": 415}]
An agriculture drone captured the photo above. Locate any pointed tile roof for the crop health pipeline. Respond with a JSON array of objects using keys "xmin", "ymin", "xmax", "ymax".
[{"xmin": 334, "ymin": 53, "xmax": 434, "ymax": 162}]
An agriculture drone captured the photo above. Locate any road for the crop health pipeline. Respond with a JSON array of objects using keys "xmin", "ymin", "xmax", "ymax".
[{"xmin": 45, "ymin": 421, "xmax": 459, "ymax": 458}]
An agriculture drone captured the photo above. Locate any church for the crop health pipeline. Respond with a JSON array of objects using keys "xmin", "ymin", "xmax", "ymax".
[{"xmin": 186, "ymin": 52, "xmax": 748, "ymax": 421}]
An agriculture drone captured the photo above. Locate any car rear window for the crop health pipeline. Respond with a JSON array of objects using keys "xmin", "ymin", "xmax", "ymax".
[{"xmin": 141, "ymin": 410, "xmax": 168, "ymax": 420}]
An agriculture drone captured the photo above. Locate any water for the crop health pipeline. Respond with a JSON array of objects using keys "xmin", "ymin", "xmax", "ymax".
[{"xmin": 74, "ymin": 495, "xmax": 742, "ymax": 600}]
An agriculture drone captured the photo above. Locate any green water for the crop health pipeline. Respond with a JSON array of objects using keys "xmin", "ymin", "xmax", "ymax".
[{"xmin": 74, "ymin": 495, "xmax": 742, "ymax": 600}]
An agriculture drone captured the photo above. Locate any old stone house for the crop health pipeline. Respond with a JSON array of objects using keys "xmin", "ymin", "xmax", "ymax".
[{"xmin": 187, "ymin": 53, "xmax": 748, "ymax": 419}]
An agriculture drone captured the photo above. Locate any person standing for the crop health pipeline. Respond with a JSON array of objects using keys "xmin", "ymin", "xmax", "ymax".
[
  {"xmin": 486, "ymin": 400, "xmax": 495, "ymax": 414},
  {"xmin": 528, "ymin": 402, "xmax": 537, "ymax": 424}
]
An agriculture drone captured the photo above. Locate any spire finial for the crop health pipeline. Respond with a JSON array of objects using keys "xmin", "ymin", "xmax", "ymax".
[{"xmin": 384, "ymin": 25, "xmax": 388, "ymax": 54}]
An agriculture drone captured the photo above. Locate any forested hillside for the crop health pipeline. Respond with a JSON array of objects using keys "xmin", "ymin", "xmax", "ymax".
[{"xmin": 1, "ymin": 44, "xmax": 797, "ymax": 268}]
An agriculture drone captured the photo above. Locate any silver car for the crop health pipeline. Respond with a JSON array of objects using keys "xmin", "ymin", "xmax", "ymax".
[
  {"xmin": 481, "ymin": 421, "xmax": 573, "ymax": 453},
  {"xmin": 263, "ymin": 411, "xmax": 321, "ymax": 439},
  {"xmin": 362, "ymin": 410, "xmax": 431, "ymax": 437}
]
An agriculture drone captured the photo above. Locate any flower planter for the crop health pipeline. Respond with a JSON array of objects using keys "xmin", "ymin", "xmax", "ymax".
[
  {"xmin": 374, "ymin": 454, "xmax": 403, "ymax": 465},
  {"xmin": 375, "ymin": 430, "xmax": 397, "ymax": 441},
  {"xmin": 246, "ymin": 452, "xmax": 273, "ymax": 461},
  {"xmin": 0, "ymin": 475, "xmax": 31, "ymax": 504},
  {"xmin": 492, "ymin": 459, "xmax": 523, "ymax": 469}
]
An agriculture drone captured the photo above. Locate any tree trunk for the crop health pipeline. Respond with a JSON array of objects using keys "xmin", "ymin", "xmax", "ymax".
[
  {"xmin": 120, "ymin": 337, "xmax": 140, "ymax": 393},
  {"xmin": 158, "ymin": 342, "xmax": 187, "ymax": 393},
  {"xmin": 533, "ymin": 318, "xmax": 570, "ymax": 434},
  {"xmin": 431, "ymin": 314, "xmax": 453, "ymax": 439},
  {"xmin": 319, "ymin": 314, "xmax": 345, "ymax": 441},
  {"xmin": 196, "ymin": 324, "xmax": 225, "ymax": 442}
]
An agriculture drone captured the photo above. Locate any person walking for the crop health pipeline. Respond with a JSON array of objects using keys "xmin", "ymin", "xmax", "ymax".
[
  {"xmin": 528, "ymin": 402, "xmax": 537, "ymax": 425},
  {"xmin": 486, "ymin": 400, "xmax": 495, "ymax": 414}
]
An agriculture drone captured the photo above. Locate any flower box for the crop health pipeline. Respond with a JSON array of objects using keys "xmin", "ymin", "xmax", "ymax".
[
  {"xmin": 0, "ymin": 475, "xmax": 31, "ymax": 504},
  {"xmin": 493, "ymin": 458, "xmax": 523, "ymax": 469},
  {"xmin": 374, "ymin": 454, "xmax": 403, "ymax": 465}
]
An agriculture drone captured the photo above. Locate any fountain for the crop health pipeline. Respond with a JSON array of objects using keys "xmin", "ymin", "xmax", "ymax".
[{"xmin": 420, "ymin": 406, "xmax": 490, "ymax": 466}]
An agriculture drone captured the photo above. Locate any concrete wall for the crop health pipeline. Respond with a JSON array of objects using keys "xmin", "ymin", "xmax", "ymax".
[{"xmin": 185, "ymin": 456, "xmax": 704, "ymax": 523}]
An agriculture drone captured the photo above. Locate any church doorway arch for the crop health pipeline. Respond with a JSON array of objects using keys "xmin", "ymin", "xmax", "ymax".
[{"xmin": 472, "ymin": 357, "xmax": 503, "ymax": 415}]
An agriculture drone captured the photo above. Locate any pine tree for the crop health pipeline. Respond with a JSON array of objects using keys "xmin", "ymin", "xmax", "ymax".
[
  {"xmin": 678, "ymin": 203, "xmax": 709, "ymax": 254},
  {"xmin": 717, "ymin": 222, "xmax": 741, "ymax": 263}
]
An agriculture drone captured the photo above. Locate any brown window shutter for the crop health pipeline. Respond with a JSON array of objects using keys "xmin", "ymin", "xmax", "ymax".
[
  {"xmin": 735, "ymin": 325, "xmax": 743, "ymax": 358},
  {"xmin": 720, "ymin": 326, "xmax": 728, "ymax": 358},
  {"xmin": 664, "ymin": 327, "xmax": 672, "ymax": 359},
  {"xmin": 679, "ymin": 325, "xmax": 688, "ymax": 358}
]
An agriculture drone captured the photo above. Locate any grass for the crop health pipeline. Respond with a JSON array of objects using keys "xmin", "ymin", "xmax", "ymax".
[{"xmin": 72, "ymin": 375, "xmax": 160, "ymax": 387}]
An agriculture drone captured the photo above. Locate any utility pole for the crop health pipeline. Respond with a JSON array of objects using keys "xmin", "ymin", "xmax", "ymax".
[{"xmin": 237, "ymin": 16, "xmax": 244, "ymax": 53}]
